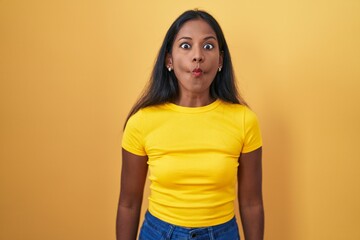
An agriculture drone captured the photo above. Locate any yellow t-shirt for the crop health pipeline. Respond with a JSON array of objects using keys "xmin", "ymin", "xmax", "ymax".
[{"xmin": 122, "ymin": 99, "xmax": 262, "ymax": 227}]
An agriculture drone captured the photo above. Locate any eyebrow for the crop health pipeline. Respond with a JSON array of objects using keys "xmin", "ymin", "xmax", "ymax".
[{"xmin": 177, "ymin": 36, "xmax": 217, "ymax": 42}]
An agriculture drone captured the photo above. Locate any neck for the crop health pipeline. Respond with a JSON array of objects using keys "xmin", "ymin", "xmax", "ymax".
[{"xmin": 173, "ymin": 93, "xmax": 215, "ymax": 107}]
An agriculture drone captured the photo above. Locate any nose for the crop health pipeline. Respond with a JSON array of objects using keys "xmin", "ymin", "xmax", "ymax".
[
  {"xmin": 192, "ymin": 46, "xmax": 204, "ymax": 63},
  {"xmin": 193, "ymin": 56, "xmax": 203, "ymax": 63}
]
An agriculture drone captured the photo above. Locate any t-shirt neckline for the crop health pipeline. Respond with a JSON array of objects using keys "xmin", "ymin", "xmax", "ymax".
[{"xmin": 164, "ymin": 99, "xmax": 221, "ymax": 113}]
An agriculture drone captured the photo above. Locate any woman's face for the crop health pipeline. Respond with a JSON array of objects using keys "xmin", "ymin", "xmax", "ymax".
[{"xmin": 167, "ymin": 19, "xmax": 223, "ymax": 99}]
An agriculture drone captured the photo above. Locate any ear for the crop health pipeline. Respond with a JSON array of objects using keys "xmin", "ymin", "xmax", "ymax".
[
  {"xmin": 219, "ymin": 51, "xmax": 224, "ymax": 68},
  {"xmin": 165, "ymin": 53, "xmax": 173, "ymax": 69}
]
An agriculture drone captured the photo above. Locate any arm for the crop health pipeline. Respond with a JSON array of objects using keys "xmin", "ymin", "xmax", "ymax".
[
  {"xmin": 116, "ymin": 148, "xmax": 148, "ymax": 240},
  {"xmin": 238, "ymin": 147, "xmax": 264, "ymax": 240}
]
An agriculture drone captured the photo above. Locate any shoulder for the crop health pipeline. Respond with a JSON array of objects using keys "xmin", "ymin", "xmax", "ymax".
[
  {"xmin": 219, "ymin": 103, "xmax": 263, "ymax": 152},
  {"xmin": 218, "ymin": 100, "xmax": 257, "ymax": 117},
  {"xmin": 218, "ymin": 101, "xmax": 261, "ymax": 131},
  {"xmin": 125, "ymin": 103, "xmax": 169, "ymax": 128},
  {"xmin": 128, "ymin": 104, "xmax": 166, "ymax": 119}
]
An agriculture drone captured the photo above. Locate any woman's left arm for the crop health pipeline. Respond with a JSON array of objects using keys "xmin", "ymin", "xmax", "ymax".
[{"xmin": 238, "ymin": 147, "xmax": 264, "ymax": 240}]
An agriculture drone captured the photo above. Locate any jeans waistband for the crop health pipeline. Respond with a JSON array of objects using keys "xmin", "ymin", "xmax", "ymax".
[{"xmin": 144, "ymin": 210, "xmax": 238, "ymax": 235}]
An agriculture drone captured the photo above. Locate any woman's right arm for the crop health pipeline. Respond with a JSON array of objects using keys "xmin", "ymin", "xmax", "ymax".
[{"xmin": 116, "ymin": 148, "xmax": 148, "ymax": 240}]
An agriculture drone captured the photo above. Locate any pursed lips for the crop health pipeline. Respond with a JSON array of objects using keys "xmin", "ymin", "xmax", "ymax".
[{"xmin": 192, "ymin": 68, "xmax": 203, "ymax": 77}]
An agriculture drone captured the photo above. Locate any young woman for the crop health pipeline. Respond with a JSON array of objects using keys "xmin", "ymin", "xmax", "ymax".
[{"xmin": 116, "ymin": 9, "xmax": 264, "ymax": 240}]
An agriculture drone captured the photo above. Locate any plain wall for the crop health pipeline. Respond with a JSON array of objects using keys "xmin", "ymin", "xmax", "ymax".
[{"xmin": 1, "ymin": 0, "xmax": 359, "ymax": 239}]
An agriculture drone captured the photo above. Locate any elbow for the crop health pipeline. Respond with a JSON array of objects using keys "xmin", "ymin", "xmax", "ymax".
[
  {"xmin": 118, "ymin": 190, "xmax": 143, "ymax": 210},
  {"xmin": 240, "ymin": 202, "xmax": 264, "ymax": 212},
  {"xmin": 238, "ymin": 194, "xmax": 264, "ymax": 209}
]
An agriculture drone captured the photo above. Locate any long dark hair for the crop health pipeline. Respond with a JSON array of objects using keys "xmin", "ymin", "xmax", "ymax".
[{"xmin": 125, "ymin": 9, "xmax": 247, "ymax": 125}]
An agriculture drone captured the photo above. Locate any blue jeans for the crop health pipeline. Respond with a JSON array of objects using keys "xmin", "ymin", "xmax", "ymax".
[{"xmin": 139, "ymin": 211, "xmax": 240, "ymax": 240}]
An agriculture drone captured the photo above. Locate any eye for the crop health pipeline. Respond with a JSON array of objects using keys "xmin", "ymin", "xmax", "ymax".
[
  {"xmin": 180, "ymin": 43, "xmax": 191, "ymax": 49},
  {"xmin": 203, "ymin": 43, "xmax": 214, "ymax": 50}
]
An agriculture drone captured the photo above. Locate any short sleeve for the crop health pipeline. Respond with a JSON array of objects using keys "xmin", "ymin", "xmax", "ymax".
[
  {"xmin": 242, "ymin": 108, "xmax": 262, "ymax": 153},
  {"xmin": 122, "ymin": 111, "xmax": 147, "ymax": 156}
]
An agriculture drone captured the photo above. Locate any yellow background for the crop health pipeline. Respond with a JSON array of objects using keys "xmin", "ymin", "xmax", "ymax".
[{"xmin": 1, "ymin": 0, "xmax": 359, "ymax": 239}]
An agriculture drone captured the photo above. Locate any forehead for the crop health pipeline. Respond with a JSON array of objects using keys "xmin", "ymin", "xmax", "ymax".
[{"xmin": 175, "ymin": 19, "xmax": 216, "ymax": 39}]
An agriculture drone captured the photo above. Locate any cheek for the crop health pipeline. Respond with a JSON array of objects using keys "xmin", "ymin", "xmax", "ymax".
[
  {"xmin": 173, "ymin": 57, "xmax": 187, "ymax": 69},
  {"xmin": 210, "ymin": 54, "xmax": 220, "ymax": 65},
  {"xmin": 207, "ymin": 58, "xmax": 220, "ymax": 73}
]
